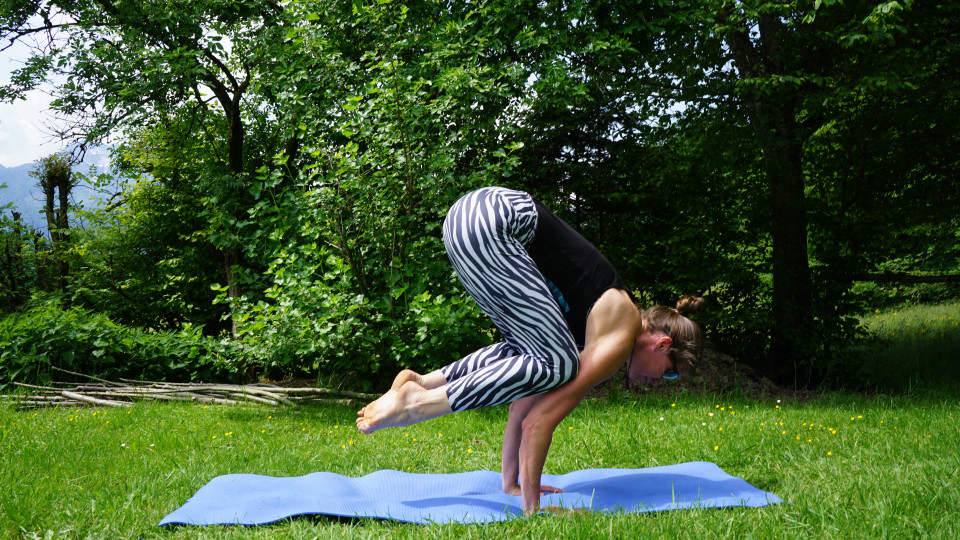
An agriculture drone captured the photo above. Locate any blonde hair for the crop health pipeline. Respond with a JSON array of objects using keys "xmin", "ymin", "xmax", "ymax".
[{"xmin": 641, "ymin": 296, "xmax": 706, "ymax": 371}]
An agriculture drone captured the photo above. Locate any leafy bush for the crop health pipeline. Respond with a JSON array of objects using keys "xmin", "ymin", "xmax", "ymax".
[
  {"xmin": 0, "ymin": 298, "xmax": 247, "ymax": 390},
  {"xmin": 216, "ymin": 2, "xmax": 526, "ymax": 385},
  {"xmin": 231, "ymin": 180, "xmax": 496, "ymax": 388}
]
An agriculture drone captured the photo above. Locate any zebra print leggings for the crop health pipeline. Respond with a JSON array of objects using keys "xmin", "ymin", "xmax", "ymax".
[{"xmin": 440, "ymin": 187, "xmax": 580, "ymax": 412}]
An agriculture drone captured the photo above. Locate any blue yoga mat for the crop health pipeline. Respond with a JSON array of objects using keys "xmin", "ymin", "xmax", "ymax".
[{"xmin": 159, "ymin": 461, "xmax": 782, "ymax": 526}]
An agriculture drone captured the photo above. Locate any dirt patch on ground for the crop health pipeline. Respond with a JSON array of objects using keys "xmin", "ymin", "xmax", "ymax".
[
  {"xmin": 672, "ymin": 349, "xmax": 786, "ymax": 397},
  {"xmin": 594, "ymin": 348, "xmax": 817, "ymax": 402}
]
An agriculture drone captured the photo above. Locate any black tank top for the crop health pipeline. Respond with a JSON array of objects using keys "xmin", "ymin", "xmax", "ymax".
[{"xmin": 526, "ymin": 199, "xmax": 633, "ymax": 348}]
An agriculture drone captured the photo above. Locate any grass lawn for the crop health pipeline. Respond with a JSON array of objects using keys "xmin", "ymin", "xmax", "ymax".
[
  {"xmin": 852, "ymin": 302, "xmax": 960, "ymax": 392},
  {"xmin": 2, "ymin": 389, "xmax": 958, "ymax": 538}
]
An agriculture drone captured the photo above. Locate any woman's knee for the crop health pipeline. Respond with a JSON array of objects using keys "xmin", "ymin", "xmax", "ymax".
[{"xmin": 551, "ymin": 349, "xmax": 580, "ymax": 387}]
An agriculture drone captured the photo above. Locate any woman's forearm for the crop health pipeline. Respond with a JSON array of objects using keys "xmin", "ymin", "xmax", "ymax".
[
  {"xmin": 501, "ymin": 419, "xmax": 521, "ymax": 491},
  {"xmin": 518, "ymin": 418, "xmax": 554, "ymax": 515},
  {"xmin": 513, "ymin": 386, "xmax": 585, "ymax": 514},
  {"xmin": 502, "ymin": 396, "xmax": 537, "ymax": 492}
]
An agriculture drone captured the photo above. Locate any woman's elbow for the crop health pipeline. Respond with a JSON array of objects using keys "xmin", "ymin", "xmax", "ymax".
[{"xmin": 520, "ymin": 413, "xmax": 556, "ymax": 440}]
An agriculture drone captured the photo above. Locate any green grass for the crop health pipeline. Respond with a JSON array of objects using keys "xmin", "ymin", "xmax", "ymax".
[
  {"xmin": 2, "ymin": 390, "xmax": 958, "ymax": 538},
  {"xmin": 851, "ymin": 301, "xmax": 960, "ymax": 391}
]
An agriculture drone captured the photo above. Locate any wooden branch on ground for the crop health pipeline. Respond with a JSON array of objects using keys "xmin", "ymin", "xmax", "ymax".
[
  {"xmin": 61, "ymin": 390, "xmax": 132, "ymax": 408},
  {"xmin": 2, "ymin": 373, "xmax": 378, "ymax": 410},
  {"xmin": 52, "ymin": 366, "xmax": 126, "ymax": 386}
]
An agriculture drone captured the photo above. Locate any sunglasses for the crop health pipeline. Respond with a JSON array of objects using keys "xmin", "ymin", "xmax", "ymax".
[{"xmin": 661, "ymin": 327, "xmax": 680, "ymax": 380}]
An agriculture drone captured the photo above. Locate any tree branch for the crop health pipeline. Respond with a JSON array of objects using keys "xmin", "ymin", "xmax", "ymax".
[{"xmin": 846, "ymin": 273, "xmax": 960, "ymax": 284}]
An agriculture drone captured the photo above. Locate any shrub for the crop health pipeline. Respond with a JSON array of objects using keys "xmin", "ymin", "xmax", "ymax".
[{"xmin": 0, "ymin": 298, "xmax": 246, "ymax": 390}]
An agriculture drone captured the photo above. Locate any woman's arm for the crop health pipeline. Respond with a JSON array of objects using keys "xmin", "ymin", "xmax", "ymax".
[
  {"xmin": 516, "ymin": 333, "xmax": 635, "ymax": 513},
  {"xmin": 516, "ymin": 289, "xmax": 641, "ymax": 514},
  {"xmin": 503, "ymin": 395, "xmax": 567, "ymax": 498},
  {"xmin": 502, "ymin": 395, "xmax": 536, "ymax": 493},
  {"xmin": 517, "ymin": 384, "xmax": 585, "ymax": 514}
]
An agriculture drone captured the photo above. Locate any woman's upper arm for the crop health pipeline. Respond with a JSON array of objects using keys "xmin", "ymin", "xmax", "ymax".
[
  {"xmin": 526, "ymin": 289, "xmax": 640, "ymax": 430},
  {"xmin": 526, "ymin": 379, "xmax": 586, "ymax": 428},
  {"xmin": 524, "ymin": 338, "xmax": 627, "ymax": 428}
]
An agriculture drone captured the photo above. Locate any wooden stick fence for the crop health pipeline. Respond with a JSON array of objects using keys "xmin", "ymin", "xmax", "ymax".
[{"xmin": 1, "ymin": 367, "xmax": 378, "ymax": 410}]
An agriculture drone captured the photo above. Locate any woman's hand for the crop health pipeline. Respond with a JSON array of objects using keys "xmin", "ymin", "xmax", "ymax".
[{"xmin": 503, "ymin": 484, "xmax": 564, "ymax": 496}]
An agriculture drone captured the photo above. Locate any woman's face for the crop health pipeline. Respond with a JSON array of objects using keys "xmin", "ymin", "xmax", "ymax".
[{"xmin": 627, "ymin": 330, "xmax": 674, "ymax": 385}]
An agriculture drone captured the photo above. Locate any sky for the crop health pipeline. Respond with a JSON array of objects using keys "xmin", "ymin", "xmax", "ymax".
[
  {"xmin": 0, "ymin": 89, "xmax": 64, "ymax": 168},
  {"xmin": 0, "ymin": 41, "xmax": 67, "ymax": 168}
]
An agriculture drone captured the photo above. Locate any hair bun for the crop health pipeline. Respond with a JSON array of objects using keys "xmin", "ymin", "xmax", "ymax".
[{"xmin": 676, "ymin": 296, "xmax": 706, "ymax": 317}]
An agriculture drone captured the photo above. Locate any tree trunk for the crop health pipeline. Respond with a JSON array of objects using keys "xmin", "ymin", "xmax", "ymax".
[
  {"xmin": 221, "ymin": 246, "xmax": 242, "ymax": 338},
  {"xmin": 763, "ymin": 127, "xmax": 814, "ymax": 385},
  {"xmin": 35, "ymin": 154, "xmax": 73, "ymax": 293},
  {"xmin": 3, "ymin": 240, "xmax": 15, "ymax": 310},
  {"xmin": 226, "ymin": 101, "xmax": 245, "ymax": 177},
  {"xmin": 208, "ymin": 73, "xmax": 249, "ymax": 338},
  {"xmin": 2, "ymin": 211, "xmax": 26, "ymax": 308},
  {"xmin": 41, "ymin": 176, "xmax": 67, "ymax": 291},
  {"xmin": 55, "ymin": 179, "xmax": 71, "ymax": 290},
  {"xmin": 33, "ymin": 233, "xmax": 50, "ymax": 293},
  {"xmin": 223, "ymin": 103, "xmax": 245, "ymax": 338},
  {"xmin": 724, "ymin": 13, "xmax": 815, "ymax": 385}
]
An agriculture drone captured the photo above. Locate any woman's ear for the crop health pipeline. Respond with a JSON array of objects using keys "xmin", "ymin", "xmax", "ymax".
[{"xmin": 657, "ymin": 336, "xmax": 673, "ymax": 352}]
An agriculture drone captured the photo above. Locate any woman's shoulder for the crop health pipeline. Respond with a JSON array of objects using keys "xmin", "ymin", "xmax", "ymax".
[
  {"xmin": 583, "ymin": 288, "xmax": 641, "ymax": 347},
  {"xmin": 573, "ymin": 289, "xmax": 640, "ymax": 391}
]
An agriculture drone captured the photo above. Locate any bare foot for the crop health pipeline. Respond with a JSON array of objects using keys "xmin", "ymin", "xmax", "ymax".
[
  {"xmin": 357, "ymin": 381, "xmax": 453, "ymax": 434},
  {"xmin": 356, "ymin": 382, "xmax": 423, "ymax": 434},
  {"xmin": 391, "ymin": 369, "xmax": 421, "ymax": 390}
]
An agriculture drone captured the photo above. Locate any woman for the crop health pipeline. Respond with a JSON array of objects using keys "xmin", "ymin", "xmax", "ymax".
[{"xmin": 357, "ymin": 186, "xmax": 704, "ymax": 515}]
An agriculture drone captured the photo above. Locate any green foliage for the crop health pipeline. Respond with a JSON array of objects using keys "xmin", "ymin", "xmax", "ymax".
[
  {"xmin": 0, "ymin": 298, "xmax": 246, "ymax": 390},
  {"xmin": 67, "ymin": 165, "xmax": 230, "ymax": 331},
  {"xmin": 3, "ymin": 0, "xmax": 958, "ymax": 387},
  {"xmin": 220, "ymin": 0, "xmax": 540, "ymax": 381},
  {"xmin": 234, "ymin": 181, "xmax": 494, "ymax": 381},
  {"xmin": 616, "ymin": 0, "xmax": 960, "ymax": 381},
  {"xmin": 499, "ymin": 0, "xmax": 775, "ymax": 366}
]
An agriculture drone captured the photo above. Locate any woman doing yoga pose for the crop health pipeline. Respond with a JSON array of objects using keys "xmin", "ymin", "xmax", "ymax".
[{"xmin": 356, "ymin": 186, "xmax": 705, "ymax": 515}]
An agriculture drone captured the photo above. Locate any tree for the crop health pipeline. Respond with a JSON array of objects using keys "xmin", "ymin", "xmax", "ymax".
[
  {"xmin": 0, "ymin": 210, "xmax": 32, "ymax": 310},
  {"xmin": 5, "ymin": 0, "xmax": 957, "ymax": 386},
  {"xmin": 804, "ymin": 2, "xmax": 960, "ymax": 308},
  {"xmin": 1, "ymin": 0, "xmax": 290, "ymax": 335},
  {"xmin": 221, "ymin": 0, "xmax": 538, "ymax": 379},
  {"xmin": 30, "ymin": 152, "xmax": 74, "ymax": 291},
  {"xmin": 67, "ymin": 162, "xmax": 230, "ymax": 331},
  {"xmin": 632, "ymin": 0, "xmax": 960, "ymax": 383}
]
